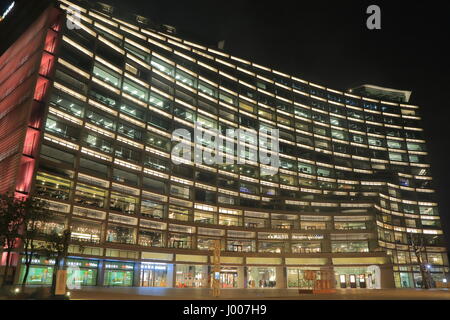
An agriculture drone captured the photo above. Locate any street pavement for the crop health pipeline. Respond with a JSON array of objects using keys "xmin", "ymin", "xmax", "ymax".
[{"xmin": 68, "ymin": 287, "xmax": 450, "ymax": 300}]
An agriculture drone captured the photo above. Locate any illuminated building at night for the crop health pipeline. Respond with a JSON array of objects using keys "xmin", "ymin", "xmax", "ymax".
[{"xmin": 0, "ymin": 0, "xmax": 447, "ymax": 289}]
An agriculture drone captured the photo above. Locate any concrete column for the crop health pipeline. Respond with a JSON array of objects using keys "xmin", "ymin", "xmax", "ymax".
[
  {"xmin": 134, "ymin": 262, "xmax": 141, "ymax": 287},
  {"xmin": 236, "ymin": 266, "xmax": 245, "ymax": 288},
  {"xmin": 166, "ymin": 263, "xmax": 175, "ymax": 288},
  {"xmin": 380, "ymin": 264, "xmax": 395, "ymax": 288},
  {"xmin": 275, "ymin": 266, "xmax": 286, "ymax": 288},
  {"xmin": 97, "ymin": 260, "xmax": 105, "ymax": 287}
]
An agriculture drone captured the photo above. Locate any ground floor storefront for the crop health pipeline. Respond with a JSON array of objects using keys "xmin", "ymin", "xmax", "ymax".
[{"xmin": 14, "ymin": 256, "xmax": 448, "ymax": 289}]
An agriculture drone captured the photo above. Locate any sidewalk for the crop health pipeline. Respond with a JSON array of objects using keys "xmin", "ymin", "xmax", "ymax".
[{"xmin": 69, "ymin": 287, "xmax": 450, "ymax": 300}]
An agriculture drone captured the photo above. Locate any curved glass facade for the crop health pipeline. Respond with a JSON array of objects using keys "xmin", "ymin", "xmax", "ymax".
[{"xmin": 1, "ymin": 0, "xmax": 447, "ymax": 289}]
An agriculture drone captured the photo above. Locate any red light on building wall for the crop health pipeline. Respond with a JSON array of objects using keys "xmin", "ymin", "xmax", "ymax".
[
  {"xmin": 39, "ymin": 51, "xmax": 55, "ymax": 77},
  {"xmin": 33, "ymin": 76, "xmax": 49, "ymax": 101},
  {"xmin": 22, "ymin": 127, "xmax": 40, "ymax": 157},
  {"xmin": 15, "ymin": 156, "xmax": 35, "ymax": 194},
  {"xmin": 44, "ymin": 29, "xmax": 59, "ymax": 53}
]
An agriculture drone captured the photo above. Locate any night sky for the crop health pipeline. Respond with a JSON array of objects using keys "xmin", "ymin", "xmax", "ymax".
[{"xmin": 1, "ymin": 0, "xmax": 449, "ymax": 252}]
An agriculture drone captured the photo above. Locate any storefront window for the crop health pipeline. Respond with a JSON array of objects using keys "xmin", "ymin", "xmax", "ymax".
[
  {"xmin": 104, "ymin": 262, "xmax": 134, "ymax": 286},
  {"xmin": 287, "ymin": 268, "xmax": 320, "ymax": 288},
  {"xmin": 66, "ymin": 259, "xmax": 98, "ymax": 286},
  {"xmin": 19, "ymin": 257, "xmax": 55, "ymax": 285},
  {"xmin": 247, "ymin": 267, "xmax": 276, "ymax": 288},
  {"xmin": 175, "ymin": 265, "xmax": 209, "ymax": 288},
  {"xmin": 140, "ymin": 263, "xmax": 168, "ymax": 287}
]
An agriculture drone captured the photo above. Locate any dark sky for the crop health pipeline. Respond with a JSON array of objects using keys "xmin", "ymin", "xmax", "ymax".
[
  {"xmin": 1, "ymin": 0, "xmax": 449, "ymax": 251},
  {"xmin": 105, "ymin": 0, "xmax": 450, "ymax": 249}
]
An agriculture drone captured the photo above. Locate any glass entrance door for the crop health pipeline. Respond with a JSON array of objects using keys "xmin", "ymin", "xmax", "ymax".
[
  {"xmin": 349, "ymin": 274, "xmax": 357, "ymax": 288},
  {"xmin": 140, "ymin": 263, "xmax": 168, "ymax": 287}
]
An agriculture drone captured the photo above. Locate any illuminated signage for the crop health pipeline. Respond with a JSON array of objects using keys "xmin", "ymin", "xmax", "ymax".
[{"xmin": 0, "ymin": 1, "xmax": 15, "ymax": 22}]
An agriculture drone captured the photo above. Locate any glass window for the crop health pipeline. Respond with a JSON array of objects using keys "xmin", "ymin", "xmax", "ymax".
[
  {"xmin": 175, "ymin": 69, "xmax": 196, "ymax": 87},
  {"xmin": 74, "ymin": 183, "xmax": 107, "ymax": 208},
  {"xmin": 331, "ymin": 241, "xmax": 369, "ymax": 253},
  {"xmin": 150, "ymin": 91, "xmax": 172, "ymax": 111},
  {"xmin": 118, "ymin": 122, "xmax": 143, "ymax": 141},
  {"xmin": 84, "ymin": 133, "xmax": 112, "ymax": 153},
  {"xmin": 168, "ymin": 233, "xmax": 192, "ymax": 249},
  {"xmin": 198, "ymin": 81, "xmax": 217, "ymax": 97},
  {"xmin": 146, "ymin": 132, "xmax": 171, "ymax": 151},
  {"xmin": 49, "ymin": 92, "xmax": 84, "ymax": 117},
  {"xmin": 123, "ymin": 79, "xmax": 148, "ymax": 101},
  {"xmin": 175, "ymin": 265, "xmax": 209, "ymax": 288},
  {"xmin": 86, "ymin": 110, "xmax": 116, "ymax": 131},
  {"xmin": 125, "ymin": 43, "xmax": 149, "ymax": 62},
  {"xmin": 138, "ymin": 229, "xmax": 164, "ymax": 247},
  {"xmin": 35, "ymin": 172, "xmax": 72, "ymax": 201},
  {"xmin": 298, "ymin": 162, "xmax": 315, "ymax": 175},
  {"xmin": 106, "ymin": 224, "xmax": 137, "ymax": 244},
  {"xmin": 110, "ymin": 192, "xmax": 138, "ymax": 214},
  {"xmin": 151, "ymin": 57, "xmax": 174, "ymax": 77},
  {"xmin": 168, "ymin": 205, "xmax": 191, "ymax": 221},
  {"xmin": 115, "ymin": 145, "xmax": 140, "ymax": 162},
  {"xmin": 247, "ymin": 267, "xmax": 276, "ymax": 288},
  {"xmin": 45, "ymin": 116, "xmax": 80, "ymax": 141},
  {"xmin": 120, "ymin": 102, "xmax": 146, "ymax": 121},
  {"xmin": 368, "ymin": 137, "xmax": 383, "ymax": 147},
  {"xmin": 93, "ymin": 62, "xmax": 121, "ymax": 87},
  {"xmin": 141, "ymin": 200, "xmax": 165, "ymax": 219},
  {"xmin": 219, "ymin": 91, "xmax": 236, "ymax": 105},
  {"xmin": 70, "ymin": 218, "xmax": 102, "ymax": 243}
]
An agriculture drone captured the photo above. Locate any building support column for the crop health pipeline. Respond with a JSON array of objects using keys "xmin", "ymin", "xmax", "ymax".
[
  {"xmin": 98, "ymin": 261, "xmax": 105, "ymax": 287},
  {"xmin": 166, "ymin": 263, "xmax": 175, "ymax": 288},
  {"xmin": 236, "ymin": 266, "xmax": 245, "ymax": 288},
  {"xmin": 134, "ymin": 262, "xmax": 141, "ymax": 287},
  {"xmin": 275, "ymin": 266, "xmax": 286, "ymax": 289}
]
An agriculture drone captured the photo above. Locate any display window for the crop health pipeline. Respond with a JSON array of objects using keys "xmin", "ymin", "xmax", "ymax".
[
  {"xmin": 140, "ymin": 263, "xmax": 168, "ymax": 287},
  {"xmin": 104, "ymin": 262, "xmax": 134, "ymax": 286},
  {"xmin": 247, "ymin": 267, "xmax": 276, "ymax": 288},
  {"xmin": 175, "ymin": 264, "xmax": 209, "ymax": 288},
  {"xmin": 66, "ymin": 259, "xmax": 99, "ymax": 286},
  {"xmin": 19, "ymin": 257, "xmax": 55, "ymax": 285}
]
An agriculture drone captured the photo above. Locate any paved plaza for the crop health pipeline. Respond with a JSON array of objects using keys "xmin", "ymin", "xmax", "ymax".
[{"xmin": 67, "ymin": 287, "xmax": 450, "ymax": 300}]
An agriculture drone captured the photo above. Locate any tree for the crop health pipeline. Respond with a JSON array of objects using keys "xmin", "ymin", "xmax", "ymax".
[
  {"xmin": 0, "ymin": 193, "xmax": 24, "ymax": 287},
  {"xmin": 408, "ymin": 233, "xmax": 433, "ymax": 289},
  {"xmin": 21, "ymin": 197, "xmax": 52, "ymax": 288},
  {"xmin": 39, "ymin": 229, "xmax": 71, "ymax": 296}
]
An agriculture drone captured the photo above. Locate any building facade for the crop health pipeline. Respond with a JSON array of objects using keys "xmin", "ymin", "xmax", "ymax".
[{"xmin": 0, "ymin": 0, "xmax": 448, "ymax": 289}]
